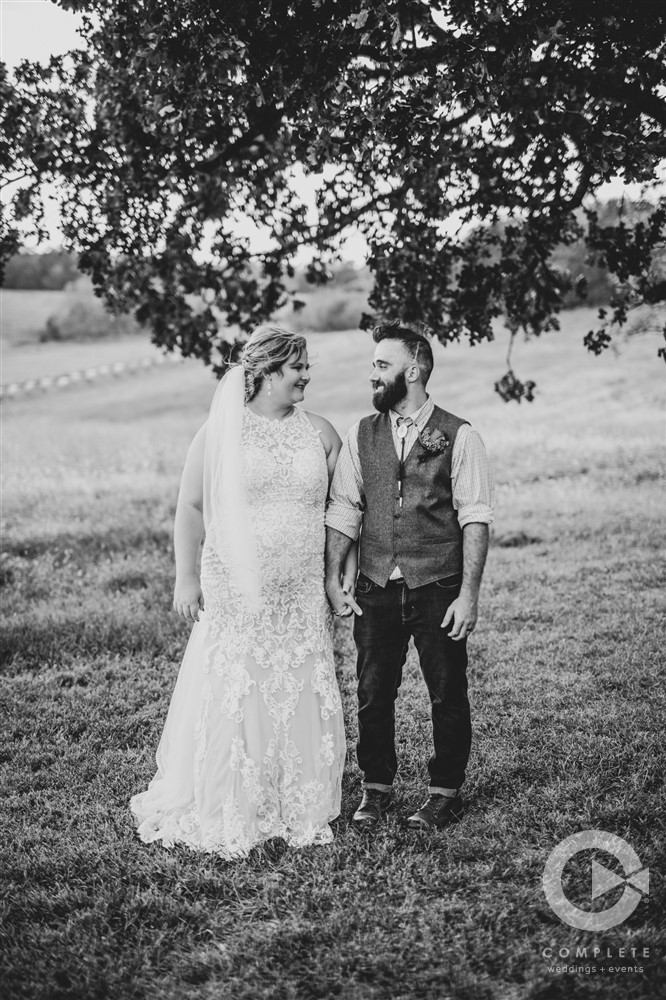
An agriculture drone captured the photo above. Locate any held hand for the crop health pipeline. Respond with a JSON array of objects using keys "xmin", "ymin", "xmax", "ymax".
[
  {"xmin": 441, "ymin": 590, "xmax": 478, "ymax": 641},
  {"xmin": 325, "ymin": 580, "xmax": 362, "ymax": 618},
  {"xmin": 173, "ymin": 575, "xmax": 205, "ymax": 623}
]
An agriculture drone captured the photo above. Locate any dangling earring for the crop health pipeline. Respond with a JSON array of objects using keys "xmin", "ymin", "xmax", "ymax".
[{"xmin": 266, "ymin": 375, "xmax": 272, "ymax": 396}]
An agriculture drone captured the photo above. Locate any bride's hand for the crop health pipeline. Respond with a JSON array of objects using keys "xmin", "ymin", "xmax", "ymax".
[
  {"xmin": 173, "ymin": 575, "xmax": 205, "ymax": 622},
  {"xmin": 325, "ymin": 579, "xmax": 362, "ymax": 618}
]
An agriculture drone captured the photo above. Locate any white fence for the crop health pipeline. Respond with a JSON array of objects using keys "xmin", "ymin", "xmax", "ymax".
[{"xmin": 0, "ymin": 352, "xmax": 185, "ymax": 400}]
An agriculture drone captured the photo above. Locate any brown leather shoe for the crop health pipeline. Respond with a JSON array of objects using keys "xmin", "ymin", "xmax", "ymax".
[
  {"xmin": 352, "ymin": 789, "xmax": 392, "ymax": 827},
  {"xmin": 406, "ymin": 794, "xmax": 464, "ymax": 830}
]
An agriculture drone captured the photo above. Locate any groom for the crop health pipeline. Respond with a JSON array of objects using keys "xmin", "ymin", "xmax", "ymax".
[{"xmin": 325, "ymin": 322, "xmax": 494, "ymax": 830}]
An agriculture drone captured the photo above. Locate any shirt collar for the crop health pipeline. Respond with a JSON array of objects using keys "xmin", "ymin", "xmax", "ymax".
[{"xmin": 389, "ymin": 395, "xmax": 433, "ymax": 430}]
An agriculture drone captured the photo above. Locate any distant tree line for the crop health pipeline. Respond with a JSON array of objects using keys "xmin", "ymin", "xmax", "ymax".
[
  {"xmin": 2, "ymin": 251, "xmax": 79, "ymax": 290},
  {"xmin": 3, "ymin": 224, "xmax": 622, "ymax": 312}
]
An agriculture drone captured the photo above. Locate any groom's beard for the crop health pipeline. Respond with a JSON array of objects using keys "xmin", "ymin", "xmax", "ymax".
[{"xmin": 372, "ymin": 370, "xmax": 408, "ymax": 413}]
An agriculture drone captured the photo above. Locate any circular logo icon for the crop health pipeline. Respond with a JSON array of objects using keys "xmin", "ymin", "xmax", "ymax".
[{"xmin": 542, "ymin": 830, "xmax": 649, "ymax": 931}]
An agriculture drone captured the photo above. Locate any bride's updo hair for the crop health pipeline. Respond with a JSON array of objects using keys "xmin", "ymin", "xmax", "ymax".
[{"xmin": 240, "ymin": 325, "xmax": 307, "ymax": 402}]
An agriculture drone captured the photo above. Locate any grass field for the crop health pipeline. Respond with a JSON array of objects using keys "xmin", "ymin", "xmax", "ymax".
[{"xmin": 1, "ymin": 310, "xmax": 665, "ymax": 1000}]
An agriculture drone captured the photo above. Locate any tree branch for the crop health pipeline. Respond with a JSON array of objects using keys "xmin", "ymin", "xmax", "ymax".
[
  {"xmin": 0, "ymin": 172, "xmax": 31, "ymax": 190},
  {"xmin": 560, "ymin": 160, "xmax": 594, "ymax": 211},
  {"xmin": 527, "ymin": 61, "xmax": 666, "ymax": 127}
]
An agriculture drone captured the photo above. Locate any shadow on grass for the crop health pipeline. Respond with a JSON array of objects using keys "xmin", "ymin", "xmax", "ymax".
[
  {"xmin": 1, "ymin": 610, "xmax": 182, "ymax": 675},
  {"xmin": 2, "ymin": 524, "xmax": 172, "ymax": 562}
]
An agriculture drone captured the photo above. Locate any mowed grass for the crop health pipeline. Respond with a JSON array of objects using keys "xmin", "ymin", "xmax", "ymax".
[{"xmin": 1, "ymin": 311, "xmax": 665, "ymax": 1000}]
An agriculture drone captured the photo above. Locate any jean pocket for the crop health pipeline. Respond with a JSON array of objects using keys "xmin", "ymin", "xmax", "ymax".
[
  {"xmin": 356, "ymin": 574, "xmax": 377, "ymax": 595},
  {"xmin": 434, "ymin": 575, "xmax": 462, "ymax": 591}
]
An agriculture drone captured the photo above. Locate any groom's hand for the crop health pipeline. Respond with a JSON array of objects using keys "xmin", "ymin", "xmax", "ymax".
[
  {"xmin": 325, "ymin": 579, "xmax": 362, "ymax": 618},
  {"xmin": 441, "ymin": 590, "xmax": 478, "ymax": 640}
]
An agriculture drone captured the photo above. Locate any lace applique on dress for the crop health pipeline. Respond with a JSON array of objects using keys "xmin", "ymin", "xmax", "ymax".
[{"xmin": 131, "ymin": 407, "xmax": 345, "ymax": 857}]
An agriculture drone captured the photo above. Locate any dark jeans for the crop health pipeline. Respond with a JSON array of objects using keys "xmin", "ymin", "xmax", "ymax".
[{"xmin": 353, "ymin": 573, "xmax": 471, "ymax": 791}]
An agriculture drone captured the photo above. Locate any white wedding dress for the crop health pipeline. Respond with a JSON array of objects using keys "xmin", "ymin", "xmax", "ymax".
[{"xmin": 131, "ymin": 406, "xmax": 345, "ymax": 857}]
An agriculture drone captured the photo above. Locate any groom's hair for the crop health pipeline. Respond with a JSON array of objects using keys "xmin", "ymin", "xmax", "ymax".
[{"xmin": 372, "ymin": 321, "xmax": 434, "ymax": 385}]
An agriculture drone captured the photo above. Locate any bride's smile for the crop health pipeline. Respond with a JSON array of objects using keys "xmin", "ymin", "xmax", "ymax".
[{"xmin": 281, "ymin": 351, "xmax": 311, "ymax": 402}]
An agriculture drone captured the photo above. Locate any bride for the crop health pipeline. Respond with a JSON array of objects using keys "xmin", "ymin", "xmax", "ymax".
[{"xmin": 131, "ymin": 325, "xmax": 352, "ymax": 857}]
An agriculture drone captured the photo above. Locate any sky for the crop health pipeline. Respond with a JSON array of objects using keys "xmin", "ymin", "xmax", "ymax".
[
  {"xmin": 1, "ymin": 0, "xmax": 84, "ymax": 69},
  {"xmin": 1, "ymin": 0, "xmax": 660, "ymax": 259}
]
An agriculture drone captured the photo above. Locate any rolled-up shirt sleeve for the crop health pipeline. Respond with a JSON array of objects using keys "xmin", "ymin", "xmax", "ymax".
[
  {"xmin": 452, "ymin": 424, "xmax": 495, "ymax": 528},
  {"xmin": 325, "ymin": 422, "xmax": 364, "ymax": 540}
]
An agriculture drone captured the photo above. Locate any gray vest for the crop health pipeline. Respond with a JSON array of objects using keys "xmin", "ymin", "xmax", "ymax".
[{"xmin": 357, "ymin": 406, "xmax": 469, "ymax": 588}]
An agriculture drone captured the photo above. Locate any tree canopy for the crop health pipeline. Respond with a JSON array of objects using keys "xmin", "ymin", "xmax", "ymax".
[{"xmin": 2, "ymin": 0, "xmax": 665, "ymax": 397}]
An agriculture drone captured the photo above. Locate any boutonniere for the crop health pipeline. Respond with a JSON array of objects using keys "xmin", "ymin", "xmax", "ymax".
[{"xmin": 417, "ymin": 427, "xmax": 449, "ymax": 461}]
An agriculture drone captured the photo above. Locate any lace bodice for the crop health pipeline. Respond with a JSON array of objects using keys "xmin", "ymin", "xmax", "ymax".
[
  {"xmin": 239, "ymin": 406, "xmax": 329, "ymax": 589},
  {"xmin": 242, "ymin": 405, "xmax": 328, "ymax": 510}
]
